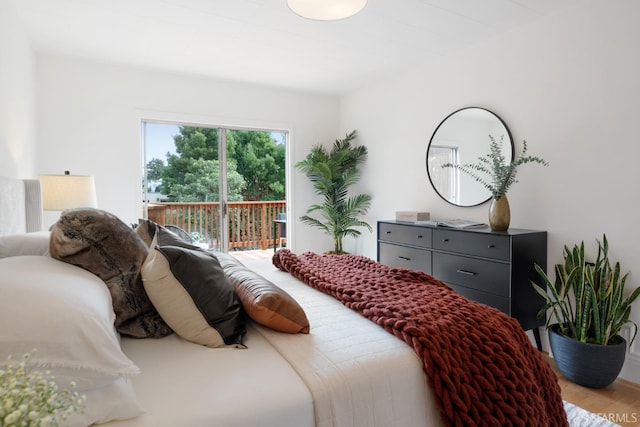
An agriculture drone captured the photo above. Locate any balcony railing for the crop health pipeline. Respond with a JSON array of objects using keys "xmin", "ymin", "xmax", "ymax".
[{"xmin": 146, "ymin": 201, "xmax": 286, "ymax": 250}]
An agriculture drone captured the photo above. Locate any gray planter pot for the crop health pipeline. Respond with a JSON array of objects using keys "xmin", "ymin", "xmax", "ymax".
[{"xmin": 548, "ymin": 323, "xmax": 627, "ymax": 388}]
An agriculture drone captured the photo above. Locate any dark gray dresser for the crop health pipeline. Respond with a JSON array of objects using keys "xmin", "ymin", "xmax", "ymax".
[{"xmin": 377, "ymin": 220, "xmax": 547, "ymax": 350}]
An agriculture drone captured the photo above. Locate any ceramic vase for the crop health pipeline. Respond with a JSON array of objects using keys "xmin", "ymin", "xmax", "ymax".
[{"xmin": 489, "ymin": 195, "xmax": 510, "ymax": 231}]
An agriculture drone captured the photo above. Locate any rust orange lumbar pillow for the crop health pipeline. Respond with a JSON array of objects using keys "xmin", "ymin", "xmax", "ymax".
[{"xmin": 215, "ymin": 252, "xmax": 310, "ymax": 334}]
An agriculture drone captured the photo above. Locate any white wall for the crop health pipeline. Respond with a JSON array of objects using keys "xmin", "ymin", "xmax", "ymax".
[
  {"xmin": 0, "ymin": 0, "xmax": 37, "ymax": 178},
  {"xmin": 35, "ymin": 54, "xmax": 340, "ymax": 252},
  {"xmin": 341, "ymin": 0, "xmax": 640, "ymax": 383}
]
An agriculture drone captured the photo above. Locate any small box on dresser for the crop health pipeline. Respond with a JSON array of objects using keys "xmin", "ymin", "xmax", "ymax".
[
  {"xmin": 395, "ymin": 211, "xmax": 430, "ymax": 223},
  {"xmin": 377, "ymin": 220, "xmax": 547, "ymax": 350}
]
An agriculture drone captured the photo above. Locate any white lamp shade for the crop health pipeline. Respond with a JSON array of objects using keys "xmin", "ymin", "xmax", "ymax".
[
  {"xmin": 287, "ymin": 0, "xmax": 367, "ymax": 20},
  {"xmin": 39, "ymin": 174, "xmax": 97, "ymax": 210}
]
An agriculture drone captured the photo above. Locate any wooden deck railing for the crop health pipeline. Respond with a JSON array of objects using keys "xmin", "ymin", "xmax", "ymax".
[{"xmin": 146, "ymin": 201, "xmax": 286, "ymax": 250}]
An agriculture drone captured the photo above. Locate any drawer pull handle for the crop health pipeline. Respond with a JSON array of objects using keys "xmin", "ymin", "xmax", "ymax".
[
  {"xmin": 456, "ymin": 269, "xmax": 477, "ymax": 276},
  {"xmin": 487, "ymin": 244, "xmax": 495, "ymax": 248},
  {"xmin": 398, "ymin": 256, "xmax": 411, "ymax": 261},
  {"xmin": 442, "ymin": 238, "xmax": 449, "ymax": 242},
  {"xmin": 417, "ymin": 235, "xmax": 423, "ymax": 239},
  {"xmin": 386, "ymin": 231, "xmax": 392, "ymax": 234}
]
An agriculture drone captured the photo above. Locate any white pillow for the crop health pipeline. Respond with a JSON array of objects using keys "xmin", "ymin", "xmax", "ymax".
[
  {"xmin": 0, "ymin": 256, "xmax": 143, "ymax": 423},
  {"xmin": 67, "ymin": 378, "xmax": 145, "ymax": 427},
  {"xmin": 0, "ymin": 231, "xmax": 51, "ymax": 258}
]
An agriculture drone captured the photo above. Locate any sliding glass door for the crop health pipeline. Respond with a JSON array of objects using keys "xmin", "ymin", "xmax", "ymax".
[{"xmin": 142, "ymin": 121, "xmax": 286, "ymax": 252}]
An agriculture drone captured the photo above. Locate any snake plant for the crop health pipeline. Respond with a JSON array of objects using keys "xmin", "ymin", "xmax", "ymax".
[{"xmin": 532, "ymin": 235, "xmax": 640, "ymax": 345}]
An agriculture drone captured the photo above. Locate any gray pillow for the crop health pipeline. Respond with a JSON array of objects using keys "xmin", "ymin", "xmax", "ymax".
[
  {"xmin": 142, "ymin": 239, "xmax": 246, "ymax": 348},
  {"xmin": 136, "ymin": 219, "xmax": 200, "ymax": 249},
  {"xmin": 50, "ymin": 208, "xmax": 172, "ymax": 338},
  {"xmin": 135, "ymin": 218, "xmax": 157, "ymax": 248}
]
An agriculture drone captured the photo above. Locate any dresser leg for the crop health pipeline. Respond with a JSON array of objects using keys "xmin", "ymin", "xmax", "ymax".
[{"xmin": 533, "ymin": 328, "xmax": 542, "ymax": 351}]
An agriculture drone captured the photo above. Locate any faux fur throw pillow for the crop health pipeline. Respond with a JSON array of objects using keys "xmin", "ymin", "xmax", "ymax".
[{"xmin": 50, "ymin": 208, "xmax": 172, "ymax": 338}]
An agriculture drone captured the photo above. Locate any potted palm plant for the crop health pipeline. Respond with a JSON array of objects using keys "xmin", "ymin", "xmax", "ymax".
[
  {"xmin": 442, "ymin": 135, "xmax": 547, "ymax": 231},
  {"xmin": 295, "ymin": 130, "xmax": 372, "ymax": 254},
  {"xmin": 532, "ymin": 235, "xmax": 640, "ymax": 388}
]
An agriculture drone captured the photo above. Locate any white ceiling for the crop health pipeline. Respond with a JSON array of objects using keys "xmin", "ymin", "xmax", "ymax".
[{"xmin": 12, "ymin": 0, "xmax": 579, "ymax": 95}]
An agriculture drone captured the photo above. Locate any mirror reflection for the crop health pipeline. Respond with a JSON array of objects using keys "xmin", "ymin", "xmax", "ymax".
[{"xmin": 426, "ymin": 107, "xmax": 513, "ymax": 207}]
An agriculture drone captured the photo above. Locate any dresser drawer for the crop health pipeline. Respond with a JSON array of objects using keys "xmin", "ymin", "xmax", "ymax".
[
  {"xmin": 432, "ymin": 252, "xmax": 510, "ymax": 296},
  {"xmin": 378, "ymin": 242, "xmax": 431, "ymax": 274},
  {"xmin": 433, "ymin": 229, "xmax": 510, "ymax": 261},
  {"xmin": 377, "ymin": 221, "xmax": 548, "ymax": 341},
  {"xmin": 378, "ymin": 222, "xmax": 431, "ymax": 248},
  {"xmin": 448, "ymin": 284, "xmax": 510, "ymax": 315}
]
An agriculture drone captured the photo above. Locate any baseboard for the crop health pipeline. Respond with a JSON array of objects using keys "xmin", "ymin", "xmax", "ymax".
[
  {"xmin": 620, "ymin": 358, "xmax": 640, "ymax": 385},
  {"xmin": 619, "ymin": 325, "xmax": 640, "ymax": 385}
]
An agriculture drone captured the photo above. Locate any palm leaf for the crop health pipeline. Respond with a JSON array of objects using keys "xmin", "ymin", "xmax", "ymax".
[{"xmin": 295, "ymin": 130, "xmax": 372, "ymax": 253}]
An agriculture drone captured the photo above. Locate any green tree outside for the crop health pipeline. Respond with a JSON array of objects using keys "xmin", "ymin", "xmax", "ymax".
[
  {"xmin": 229, "ymin": 130, "xmax": 285, "ymax": 200},
  {"xmin": 146, "ymin": 126, "xmax": 285, "ymax": 202},
  {"xmin": 146, "ymin": 158, "xmax": 165, "ymax": 181}
]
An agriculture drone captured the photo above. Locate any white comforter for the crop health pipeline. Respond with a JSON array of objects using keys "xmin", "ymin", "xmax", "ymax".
[
  {"xmin": 105, "ymin": 257, "xmax": 442, "ymax": 427},
  {"xmin": 108, "ymin": 326, "xmax": 314, "ymax": 427},
  {"xmin": 252, "ymin": 259, "xmax": 442, "ymax": 427}
]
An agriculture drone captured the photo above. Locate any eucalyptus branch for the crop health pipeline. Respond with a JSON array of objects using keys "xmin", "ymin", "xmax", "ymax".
[{"xmin": 442, "ymin": 135, "xmax": 548, "ymax": 199}]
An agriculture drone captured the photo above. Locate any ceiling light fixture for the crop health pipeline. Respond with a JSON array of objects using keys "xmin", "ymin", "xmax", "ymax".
[{"xmin": 287, "ymin": 0, "xmax": 367, "ymax": 21}]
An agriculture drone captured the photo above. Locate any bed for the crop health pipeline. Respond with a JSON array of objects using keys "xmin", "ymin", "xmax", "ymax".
[{"xmin": 0, "ymin": 176, "xmax": 567, "ymax": 427}]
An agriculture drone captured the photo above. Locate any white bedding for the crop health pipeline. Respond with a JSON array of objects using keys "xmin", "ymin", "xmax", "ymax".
[
  {"xmin": 103, "ymin": 257, "xmax": 441, "ymax": 427},
  {"xmin": 247, "ymin": 259, "xmax": 441, "ymax": 427},
  {"xmin": 0, "ymin": 175, "xmax": 440, "ymax": 427},
  {"xmin": 107, "ymin": 325, "xmax": 314, "ymax": 427}
]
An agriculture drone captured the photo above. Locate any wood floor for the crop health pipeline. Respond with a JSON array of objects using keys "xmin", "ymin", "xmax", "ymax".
[{"xmin": 543, "ymin": 354, "xmax": 640, "ymax": 426}]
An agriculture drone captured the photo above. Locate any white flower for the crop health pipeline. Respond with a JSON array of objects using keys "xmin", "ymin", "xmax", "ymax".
[
  {"xmin": 0, "ymin": 351, "xmax": 85, "ymax": 427},
  {"xmin": 5, "ymin": 409, "xmax": 22, "ymax": 424}
]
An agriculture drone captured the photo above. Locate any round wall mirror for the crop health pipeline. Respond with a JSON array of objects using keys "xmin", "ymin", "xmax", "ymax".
[{"xmin": 426, "ymin": 107, "xmax": 513, "ymax": 207}]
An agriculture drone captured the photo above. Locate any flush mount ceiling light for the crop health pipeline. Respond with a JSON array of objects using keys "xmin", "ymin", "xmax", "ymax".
[{"xmin": 287, "ymin": 0, "xmax": 367, "ymax": 21}]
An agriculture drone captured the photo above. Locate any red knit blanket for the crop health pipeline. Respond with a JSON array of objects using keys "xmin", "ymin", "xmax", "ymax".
[{"xmin": 273, "ymin": 250, "xmax": 568, "ymax": 427}]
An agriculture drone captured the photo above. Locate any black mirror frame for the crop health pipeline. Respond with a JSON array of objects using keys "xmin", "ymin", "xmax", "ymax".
[{"xmin": 426, "ymin": 107, "xmax": 514, "ymax": 207}]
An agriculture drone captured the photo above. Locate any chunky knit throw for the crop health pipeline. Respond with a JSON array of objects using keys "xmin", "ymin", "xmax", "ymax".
[{"xmin": 273, "ymin": 250, "xmax": 568, "ymax": 427}]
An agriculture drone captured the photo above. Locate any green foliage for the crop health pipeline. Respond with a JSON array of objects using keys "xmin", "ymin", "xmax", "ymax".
[
  {"xmin": 532, "ymin": 235, "xmax": 640, "ymax": 345},
  {"xmin": 174, "ymin": 127, "xmax": 218, "ymax": 160},
  {"xmin": 162, "ymin": 157, "xmax": 245, "ymax": 202},
  {"xmin": 230, "ymin": 131, "xmax": 286, "ymax": 201},
  {"xmin": 295, "ymin": 130, "xmax": 372, "ymax": 254},
  {"xmin": 146, "ymin": 158, "xmax": 165, "ymax": 181},
  {"xmin": 155, "ymin": 127, "xmax": 285, "ymax": 202},
  {"xmin": 442, "ymin": 135, "xmax": 548, "ymax": 199},
  {"xmin": 189, "ymin": 231, "xmax": 205, "ymax": 243}
]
